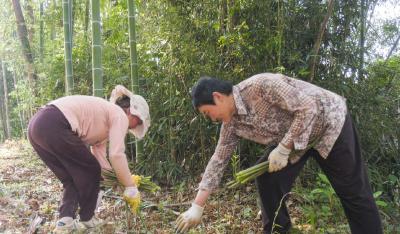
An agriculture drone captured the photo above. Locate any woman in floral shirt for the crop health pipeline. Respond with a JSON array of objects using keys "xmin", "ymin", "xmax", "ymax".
[{"xmin": 176, "ymin": 73, "xmax": 382, "ymax": 234}]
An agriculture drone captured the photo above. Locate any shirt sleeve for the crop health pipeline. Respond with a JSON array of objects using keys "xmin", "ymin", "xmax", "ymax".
[
  {"xmin": 262, "ymin": 77, "xmax": 318, "ymax": 150},
  {"xmin": 199, "ymin": 122, "xmax": 239, "ymax": 192},
  {"xmin": 108, "ymin": 114, "xmax": 134, "ymax": 187},
  {"xmin": 91, "ymin": 141, "xmax": 112, "ymax": 170},
  {"xmin": 108, "ymin": 114, "xmax": 129, "ymax": 160}
]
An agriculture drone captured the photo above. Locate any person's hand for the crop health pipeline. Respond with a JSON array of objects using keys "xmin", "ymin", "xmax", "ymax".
[
  {"xmin": 123, "ymin": 186, "xmax": 141, "ymax": 214},
  {"xmin": 268, "ymin": 143, "xmax": 291, "ymax": 172},
  {"xmin": 176, "ymin": 203, "xmax": 204, "ymax": 233}
]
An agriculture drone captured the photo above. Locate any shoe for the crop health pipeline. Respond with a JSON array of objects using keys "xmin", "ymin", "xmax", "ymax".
[
  {"xmin": 95, "ymin": 190, "xmax": 104, "ymax": 211},
  {"xmin": 53, "ymin": 217, "xmax": 82, "ymax": 233},
  {"xmin": 81, "ymin": 216, "xmax": 104, "ymax": 229}
]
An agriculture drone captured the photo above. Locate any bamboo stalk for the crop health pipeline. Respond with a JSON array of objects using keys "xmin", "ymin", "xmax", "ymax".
[
  {"xmin": 91, "ymin": 0, "xmax": 103, "ymax": 97},
  {"xmin": 62, "ymin": 0, "xmax": 73, "ymax": 94},
  {"xmin": 1, "ymin": 61, "xmax": 10, "ymax": 139},
  {"xmin": 127, "ymin": 0, "xmax": 143, "ymax": 163}
]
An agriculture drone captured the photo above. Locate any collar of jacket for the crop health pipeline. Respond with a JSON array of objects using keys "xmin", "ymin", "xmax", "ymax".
[{"xmin": 232, "ymin": 86, "xmax": 248, "ymax": 116}]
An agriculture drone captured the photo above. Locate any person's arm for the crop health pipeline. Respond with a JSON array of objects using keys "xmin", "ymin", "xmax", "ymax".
[
  {"xmin": 176, "ymin": 123, "xmax": 238, "ymax": 232},
  {"xmin": 280, "ymin": 141, "xmax": 294, "ymax": 150},
  {"xmin": 108, "ymin": 114, "xmax": 142, "ymax": 212},
  {"xmin": 108, "ymin": 115, "xmax": 135, "ymax": 187},
  {"xmin": 197, "ymin": 122, "xmax": 239, "ymax": 192},
  {"xmin": 193, "ymin": 189, "xmax": 211, "ymax": 207},
  {"xmin": 91, "ymin": 141, "xmax": 112, "ymax": 170}
]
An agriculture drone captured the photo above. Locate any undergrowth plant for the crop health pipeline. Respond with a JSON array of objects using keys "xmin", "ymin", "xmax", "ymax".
[{"xmin": 293, "ymin": 173, "xmax": 347, "ymax": 232}]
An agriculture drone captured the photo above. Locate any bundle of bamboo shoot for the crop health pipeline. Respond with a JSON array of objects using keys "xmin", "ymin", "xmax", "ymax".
[
  {"xmin": 227, "ymin": 141, "xmax": 318, "ymax": 189},
  {"xmin": 102, "ymin": 169, "xmax": 160, "ymax": 193},
  {"xmin": 226, "ymin": 161, "xmax": 269, "ymax": 188}
]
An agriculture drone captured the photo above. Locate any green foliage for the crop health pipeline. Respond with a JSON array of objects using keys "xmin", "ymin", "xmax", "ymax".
[
  {"xmin": 230, "ymin": 152, "xmax": 240, "ymax": 176},
  {"xmin": 373, "ymin": 191, "xmax": 388, "ymax": 208},
  {"xmin": 310, "ymin": 174, "xmax": 337, "ymax": 211},
  {"xmin": 293, "ymin": 172, "xmax": 347, "ymax": 231},
  {"xmin": 346, "ymin": 56, "xmax": 400, "ymax": 198}
]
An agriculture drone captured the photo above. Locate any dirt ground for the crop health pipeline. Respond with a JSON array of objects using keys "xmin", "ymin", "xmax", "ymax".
[{"xmin": 0, "ymin": 140, "xmax": 265, "ymax": 233}]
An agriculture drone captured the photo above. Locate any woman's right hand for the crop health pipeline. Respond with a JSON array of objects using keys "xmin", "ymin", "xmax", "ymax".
[{"xmin": 123, "ymin": 186, "xmax": 141, "ymax": 214}]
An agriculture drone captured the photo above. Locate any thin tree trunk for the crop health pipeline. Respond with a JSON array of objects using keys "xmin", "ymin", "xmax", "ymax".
[
  {"xmin": 11, "ymin": 0, "xmax": 37, "ymax": 81},
  {"xmin": 309, "ymin": 0, "xmax": 334, "ymax": 82},
  {"xmin": 228, "ymin": 0, "xmax": 239, "ymax": 32},
  {"xmin": 50, "ymin": 0, "xmax": 57, "ymax": 62},
  {"xmin": 127, "ymin": 0, "xmax": 139, "ymax": 94},
  {"xmin": 84, "ymin": 0, "xmax": 90, "ymax": 41},
  {"xmin": 91, "ymin": 0, "xmax": 103, "ymax": 97},
  {"xmin": 70, "ymin": 0, "xmax": 74, "ymax": 45},
  {"xmin": 84, "ymin": 0, "xmax": 91, "ymax": 71},
  {"xmin": 366, "ymin": 1, "xmax": 377, "ymax": 36},
  {"xmin": 385, "ymin": 33, "xmax": 400, "ymax": 61},
  {"xmin": 12, "ymin": 70, "xmax": 26, "ymax": 138},
  {"xmin": 2, "ymin": 61, "xmax": 11, "ymax": 139},
  {"xmin": 276, "ymin": 0, "xmax": 283, "ymax": 67},
  {"xmin": 358, "ymin": 0, "xmax": 366, "ymax": 80},
  {"xmin": 220, "ymin": 0, "xmax": 227, "ymax": 35},
  {"xmin": 0, "ymin": 60, "xmax": 6, "ymax": 140},
  {"xmin": 39, "ymin": 1, "xmax": 44, "ymax": 63},
  {"xmin": 218, "ymin": 0, "xmax": 228, "ymax": 70},
  {"xmin": 51, "ymin": 0, "xmax": 56, "ymax": 40},
  {"xmin": 127, "ymin": 0, "xmax": 142, "ymax": 163},
  {"xmin": 62, "ymin": 0, "xmax": 74, "ymax": 94},
  {"xmin": 25, "ymin": 0, "xmax": 35, "ymax": 43}
]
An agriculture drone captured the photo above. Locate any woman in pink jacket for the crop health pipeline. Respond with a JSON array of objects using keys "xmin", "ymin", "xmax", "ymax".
[{"xmin": 28, "ymin": 85, "xmax": 150, "ymax": 233}]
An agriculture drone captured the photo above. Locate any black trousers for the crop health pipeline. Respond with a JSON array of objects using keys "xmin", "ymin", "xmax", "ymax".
[
  {"xmin": 255, "ymin": 114, "xmax": 383, "ymax": 234},
  {"xmin": 28, "ymin": 105, "xmax": 101, "ymax": 221}
]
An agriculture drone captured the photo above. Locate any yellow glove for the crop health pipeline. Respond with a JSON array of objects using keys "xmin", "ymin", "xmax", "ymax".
[
  {"xmin": 131, "ymin": 174, "xmax": 141, "ymax": 186},
  {"xmin": 123, "ymin": 186, "xmax": 141, "ymax": 214}
]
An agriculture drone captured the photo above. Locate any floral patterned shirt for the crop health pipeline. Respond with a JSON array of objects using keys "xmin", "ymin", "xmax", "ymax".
[{"xmin": 199, "ymin": 73, "xmax": 347, "ymax": 192}]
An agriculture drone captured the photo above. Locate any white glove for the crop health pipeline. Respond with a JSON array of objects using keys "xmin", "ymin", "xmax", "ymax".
[
  {"xmin": 268, "ymin": 143, "xmax": 291, "ymax": 172},
  {"xmin": 123, "ymin": 186, "xmax": 141, "ymax": 214},
  {"xmin": 176, "ymin": 203, "xmax": 204, "ymax": 233},
  {"xmin": 123, "ymin": 186, "xmax": 139, "ymax": 197}
]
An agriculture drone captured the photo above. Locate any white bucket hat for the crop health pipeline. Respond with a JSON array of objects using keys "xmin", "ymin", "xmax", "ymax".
[{"xmin": 110, "ymin": 85, "xmax": 150, "ymax": 140}]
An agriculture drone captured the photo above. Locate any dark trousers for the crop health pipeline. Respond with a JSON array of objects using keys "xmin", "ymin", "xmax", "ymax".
[
  {"xmin": 256, "ymin": 114, "xmax": 383, "ymax": 234},
  {"xmin": 28, "ymin": 105, "xmax": 101, "ymax": 221}
]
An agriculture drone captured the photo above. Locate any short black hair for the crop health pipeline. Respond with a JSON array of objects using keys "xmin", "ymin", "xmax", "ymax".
[
  {"xmin": 191, "ymin": 76, "xmax": 233, "ymax": 108},
  {"xmin": 115, "ymin": 95, "xmax": 130, "ymax": 109}
]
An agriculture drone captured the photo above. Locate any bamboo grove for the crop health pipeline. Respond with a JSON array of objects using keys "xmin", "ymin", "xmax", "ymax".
[{"xmin": 0, "ymin": 0, "xmax": 399, "ymax": 209}]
